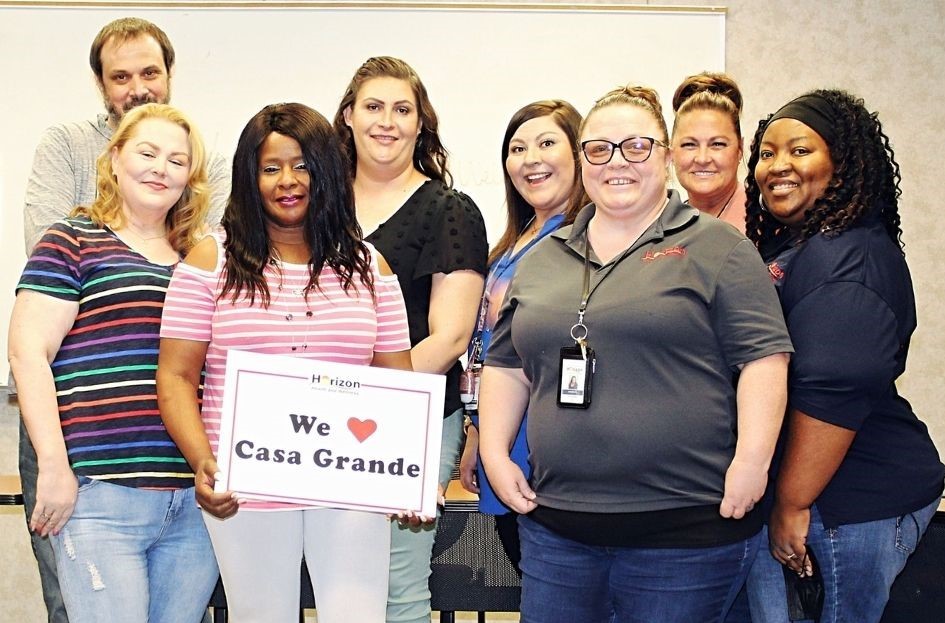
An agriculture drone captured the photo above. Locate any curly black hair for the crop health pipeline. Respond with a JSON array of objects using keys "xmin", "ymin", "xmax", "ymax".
[{"xmin": 745, "ymin": 89, "xmax": 903, "ymax": 258}]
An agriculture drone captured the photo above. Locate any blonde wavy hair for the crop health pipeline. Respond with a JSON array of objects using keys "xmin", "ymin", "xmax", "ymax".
[{"xmin": 75, "ymin": 103, "xmax": 210, "ymax": 254}]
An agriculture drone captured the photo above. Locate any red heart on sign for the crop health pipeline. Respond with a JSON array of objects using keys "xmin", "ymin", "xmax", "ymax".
[{"xmin": 347, "ymin": 418, "xmax": 377, "ymax": 443}]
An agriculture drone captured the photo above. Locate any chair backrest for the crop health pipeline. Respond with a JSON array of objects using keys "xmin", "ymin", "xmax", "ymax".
[{"xmin": 430, "ymin": 500, "xmax": 522, "ymax": 613}]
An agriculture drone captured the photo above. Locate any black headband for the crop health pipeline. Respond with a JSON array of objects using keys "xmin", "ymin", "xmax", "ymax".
[{"xmin": 767, "ymin": 93, "xmax": 838, "ymax": 148}]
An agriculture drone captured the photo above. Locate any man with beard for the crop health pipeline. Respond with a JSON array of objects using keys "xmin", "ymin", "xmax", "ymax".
[
  {"xmin": 18, "ymin": 17, "xmax": 228, "ymax": 622},
  {"xmin": 23, "ymin": 16, "xmax": 229, "ymax": 250}
]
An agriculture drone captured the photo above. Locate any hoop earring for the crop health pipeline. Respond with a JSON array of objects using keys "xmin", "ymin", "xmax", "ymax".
[{"xmin": 759, "ymin": 196, "xmax": 769, "ymax": 213}]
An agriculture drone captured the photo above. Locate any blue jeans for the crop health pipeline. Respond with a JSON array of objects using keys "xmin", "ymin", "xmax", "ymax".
[
  {"xmin": 387, "ymin": 407, "xmax": 464, "ymax": 623},
  {"xmin": 747, "ymin": 499, "xmax": 939, "ymax": 623},
  {"xmin": 518, "ymin": 514, "xmax": 758, "ymax": 623},
  {"xmin": 51, "ymin": 478, "xmax": 218, "ymax": 623}
]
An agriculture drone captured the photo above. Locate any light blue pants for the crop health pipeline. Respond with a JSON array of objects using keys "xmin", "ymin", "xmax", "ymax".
[
  {"xmin": 386, "ymin": 408, "xmax": 464, "ymax": 623},
  {"xmin": 51, "ymin": 478, "xmax": 218, "ymax": 623}
]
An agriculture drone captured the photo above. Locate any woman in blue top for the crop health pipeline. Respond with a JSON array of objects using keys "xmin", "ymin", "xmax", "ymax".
[
  {"xmin": 459, "ymin": 99, "xmax": 586, "ymax": 568},
  {"xmin": 744, "ymin": 89, "xmax": 945, "ymax": 623}
]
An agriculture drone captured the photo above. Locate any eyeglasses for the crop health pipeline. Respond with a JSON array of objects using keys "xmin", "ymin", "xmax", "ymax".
[{"xmin": 581, "ymin": 136, "xmax": 667, "ymax": 165}]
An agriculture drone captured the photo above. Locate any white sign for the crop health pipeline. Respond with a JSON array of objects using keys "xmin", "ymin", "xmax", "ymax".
[{"xmin": 216, "ymin": 349, "xmax": 445, "ymax": 517}]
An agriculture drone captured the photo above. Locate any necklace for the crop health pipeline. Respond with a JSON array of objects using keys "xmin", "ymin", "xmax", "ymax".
[
  {"xmin": 273, "ymin": 267, "xmax": 314, "ymax": 353},
  {"xmin": 711, "ymin": 186, "xmax": 739, "ymax": 219},
  {"xmin": 521, "ymin": 215, "xmax": 538, "ymax": 236},
  {"xmin": 118, "ymin": 224, "xmax": 168, "ymax": 242}
]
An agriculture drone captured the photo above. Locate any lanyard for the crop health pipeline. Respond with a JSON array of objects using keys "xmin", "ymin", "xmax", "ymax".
[
  {"xmin": 469, "ymin": 214, "xmax": 563, "ymax": 364},
  {"xmin": 573, "ymin": 228, "xmax": 640, "ymax": 356},
  {"xmin": 572, "ymin": 234, "xmax": 592, "ymax": 356}
]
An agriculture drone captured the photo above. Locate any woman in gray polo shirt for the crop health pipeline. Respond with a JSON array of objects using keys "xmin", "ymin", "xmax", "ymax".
[{"xmin": 478, "ymin": 85, "xmax": 793, "ymax": 623}]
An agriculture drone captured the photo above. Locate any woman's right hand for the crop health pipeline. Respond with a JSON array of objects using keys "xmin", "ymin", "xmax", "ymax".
[
  {"xmin": 195, "ymin": 457, "xmax": 240, "ymax": 519},
  {"xmin": 485, "ymin": 457, "xmax": 536, "ymax": 514},
  {"xmin": 459, "ymin": 426, "xmax": 480, "ymax": 494},
  {"xmin": 32, "ymin": 464, "xmax": 78, "ymax": 537}
]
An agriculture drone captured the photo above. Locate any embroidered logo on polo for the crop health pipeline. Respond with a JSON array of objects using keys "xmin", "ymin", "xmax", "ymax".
[
  {"xmin": 642, "ymin": 246, "xmax": 686, "ymax": 262},
  {"xmin": 768, "ymin": 262, "xmax": 785, "ymax": 283}
]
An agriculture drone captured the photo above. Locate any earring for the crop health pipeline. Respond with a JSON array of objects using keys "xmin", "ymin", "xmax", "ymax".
[{"xmin": 759, "ymin": 196, "xmax": 769, "ymax": 213}]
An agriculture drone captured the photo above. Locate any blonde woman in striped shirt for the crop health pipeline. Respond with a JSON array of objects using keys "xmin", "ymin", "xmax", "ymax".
[
  {"xmin": 9, "ymin": 103, "xmax": 217, "ymax": 622},
  {"xmin": 157, "ymin": 103, "xmax": 412, "ymax": 622}
]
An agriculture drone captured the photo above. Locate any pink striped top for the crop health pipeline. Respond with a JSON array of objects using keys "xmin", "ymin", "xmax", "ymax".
[{"xmin": 160, "ymin": 231, "xmax": 410, "ymax": 509}]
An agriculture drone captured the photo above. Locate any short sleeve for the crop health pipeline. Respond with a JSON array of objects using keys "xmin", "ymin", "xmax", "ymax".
[
  {"xmin": 160, "ymin": 261, "xmax": 218, "ymax": 343},
  {"xmin": 23, "ymin": 126, "xmax": 80, "ymax": 254},
  {"xmin": 787, "ymin": 281, "xmax": 899, "ymax": 430},
  {"xmin": 369, "ymin": 248, "xmax": 411, "ymax": 353},
  {"xmin": 16, "ymin": 221, "xmax": 83, "ymax": 301},
  {"xmin": 712, "ymin": 239, "xmax": 794, "ymax": 368},
  {"xmin": 483, "ymin": 277, "xmax": 523, "ymax": 369},
  {"xmin": 415, "ymin": 188, "xmax": 488, "ymax": 278}
]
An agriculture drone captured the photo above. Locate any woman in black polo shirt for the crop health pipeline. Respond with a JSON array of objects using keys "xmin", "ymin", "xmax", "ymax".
[{"xmin": 744, "ymin": 89, "xmax": 944, "ymax": 623}]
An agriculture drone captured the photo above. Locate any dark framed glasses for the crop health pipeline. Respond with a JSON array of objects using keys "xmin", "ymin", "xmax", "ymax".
[{"xmin": 581, "ymin": 136, "xmax": 667, "ymax": 165}]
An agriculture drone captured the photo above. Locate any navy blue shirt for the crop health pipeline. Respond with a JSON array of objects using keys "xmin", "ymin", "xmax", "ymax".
[{"xmin": 766, "ymin": 219, "xmax": 944, "ymax": 528}]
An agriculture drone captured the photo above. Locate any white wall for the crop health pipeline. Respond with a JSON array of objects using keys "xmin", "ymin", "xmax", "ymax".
[{"xmin": 0, "ymin": 3, "xmax": 724, "ymax": 382}]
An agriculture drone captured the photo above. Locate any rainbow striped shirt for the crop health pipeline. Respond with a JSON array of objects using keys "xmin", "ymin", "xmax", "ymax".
[{"xmin": 16, "ymin": 216, "xmax": 193, "ymax": 489}]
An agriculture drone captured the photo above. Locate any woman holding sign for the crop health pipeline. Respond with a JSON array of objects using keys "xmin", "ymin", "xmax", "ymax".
[{"xmin": 157, "ymin": 103, "xmax": 412, "ymax": 622}]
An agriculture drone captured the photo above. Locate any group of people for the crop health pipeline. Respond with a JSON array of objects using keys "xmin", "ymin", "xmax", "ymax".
[{"xmin": 7, "ymin": 16, "xmax": 943, "ymax": 623}]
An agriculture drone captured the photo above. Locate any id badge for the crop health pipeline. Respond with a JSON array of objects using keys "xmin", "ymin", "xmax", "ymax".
[
  {"xmin": 558, "ymin": 345, "xmax": 595, "ymax": 409},
  {"xmin": 460, "ymin": 362, "xmax": 482, "ymax": 412}
]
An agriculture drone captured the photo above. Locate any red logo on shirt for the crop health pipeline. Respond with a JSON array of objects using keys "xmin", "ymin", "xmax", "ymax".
[
  {"xmin": 643, "ymin": 246, "xmax": 686, "ymax": 262},
  {"xmin": 768, "ymin": 262, "xmax": 785, "ymax": 282}
]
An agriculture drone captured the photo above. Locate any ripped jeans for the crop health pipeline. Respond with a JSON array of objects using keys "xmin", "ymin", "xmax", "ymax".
[{"xmin": 51, "ymin": 477, "xmax": 218, "ymax": 623}]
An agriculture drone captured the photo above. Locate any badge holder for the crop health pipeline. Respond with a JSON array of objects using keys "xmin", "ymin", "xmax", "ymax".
[{"xmin": 558, "ymin": 320, "xmax": 595, "ymax": 409}]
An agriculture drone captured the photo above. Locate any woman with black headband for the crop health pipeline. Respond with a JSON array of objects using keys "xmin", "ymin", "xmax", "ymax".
[{"xmin": 744, "ymin": 90, "xmax": 944, "ymax": 623}]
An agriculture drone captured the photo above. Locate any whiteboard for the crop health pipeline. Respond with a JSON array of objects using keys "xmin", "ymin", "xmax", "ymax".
[{"xmin": 0, "ymin": 2, "xmax": 724, "ymax": 381}]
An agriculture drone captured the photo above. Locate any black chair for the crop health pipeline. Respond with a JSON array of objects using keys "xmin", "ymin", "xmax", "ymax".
[{"xmin": 430, "ymin": 498, "xmax": 522, "ymax": 623}]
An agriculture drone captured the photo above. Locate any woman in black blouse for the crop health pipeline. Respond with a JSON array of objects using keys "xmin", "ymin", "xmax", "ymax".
[{"xmin": 333, "ymin": 56, "xmax": 488, "ymax": 623}]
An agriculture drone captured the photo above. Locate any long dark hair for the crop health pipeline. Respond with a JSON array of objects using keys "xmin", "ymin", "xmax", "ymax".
[
  {"xmin": 332, "ymin": 56, "xmax": 452, "ymax": 186},
  {"xmin": 746, "ymin": 89, "xmax": 903, "ymax": 257},
  {"xmin": 220, "ymin": 103, "xmax": 373, "ymax": 306},
  {"xmin": 490, "ymin": 99, "xmax": 586, "ymax": 265}
]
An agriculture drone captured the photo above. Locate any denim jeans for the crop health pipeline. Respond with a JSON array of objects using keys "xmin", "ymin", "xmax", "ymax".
[
  {"xmin": 51, "ymin": 478, "xmax": 218, "ymax": 623},
  {"xmin": 387, "ymin": 407, "xmax": 465, "ymax": 623},
  {"xmin": 747, "ymin": 499, "xmax": 939, "ymax": 623},
  {"xmin": 518, "ymin": 514, "xmax": 758, "ymax": 623}
]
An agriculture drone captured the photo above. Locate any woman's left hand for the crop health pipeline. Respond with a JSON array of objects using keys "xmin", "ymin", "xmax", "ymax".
[
  {"xmin": 720, "ymin": 456, "xmax": 767, "ymax": 519},
  {"xmin": 769, "ymin": 502, "xmax": 813, "ymax": 577},
  {"xmin": 390, "ymin": 484, "xmax": 446, "ymax": 527}
]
